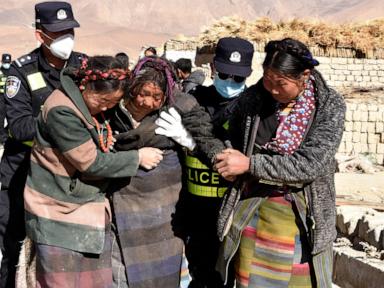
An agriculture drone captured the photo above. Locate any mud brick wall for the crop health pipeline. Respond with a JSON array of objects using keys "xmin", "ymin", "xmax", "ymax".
[
  {"xmin": 165, "ymin": 40, "xmax": 384, "ymax": 164},
  {"xmin": 317, "ymin": 57, "xmax": 384, "ymax": 88},
  {"xmin": 165, "ymin": 40, "xmax": 384, "ymax": 89},
  {"xmin": 251, "ymin": 54, "xmax": 384, "ymax": 89},
  {"xmin": 338, "ymin": 101, "xmax": 384, "ymax": 165}
]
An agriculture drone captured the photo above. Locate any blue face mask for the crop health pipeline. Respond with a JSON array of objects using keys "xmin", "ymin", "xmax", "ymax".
[{"xmin": 213, "ymin": 75, "xmax": 245, "ymax": 98}]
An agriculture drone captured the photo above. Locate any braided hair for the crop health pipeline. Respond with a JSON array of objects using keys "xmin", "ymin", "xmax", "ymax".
[
  {"xmin": 263, "ymin": 38, "xmax": 319, "ymax": 79},
  {"xmin": 65, "ymin": 56, "xmax": 131, "ymax": 94},
  {"xmin": 128, "ymin": 56, "xmax": 178, "ymax": 104}
]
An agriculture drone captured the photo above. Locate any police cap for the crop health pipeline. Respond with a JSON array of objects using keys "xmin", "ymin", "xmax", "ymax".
[
  {"xmin": 35, "ymin": 1, "xmax": 80, "ymax": 32},
  {"xmin": 214, "ymin": 37, "xmax": 254, "ymax": 78},
  {"xmin": 1, "ymin": 54, "xmax": 11, "ymax": 64}
]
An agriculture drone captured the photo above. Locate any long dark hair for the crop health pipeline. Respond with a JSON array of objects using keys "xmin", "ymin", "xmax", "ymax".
[
  {"xmin": 126, "ymin": 56, "xmax": 178, "ymax": 104},
  {"xmin": 66, "ymin": 55, "xmax": 131, "ymax": 94},
  {"xmin": 263, "ymin": 38, "xmax": 319, "ymax": 79}
]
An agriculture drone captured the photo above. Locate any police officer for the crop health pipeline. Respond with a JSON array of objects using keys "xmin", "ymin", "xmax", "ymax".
[
  {"xmin": 184, "ymin": 37, "xmax": 254, "ymax": 288},
  {"xmin": 183, "ymin": 38, "xmax": 254, "ymax": 288},
  {"xmin": 0, "ymin": 2, "xmax": 84, "ymax": 287},
  {"xmin": 0, "ymin": 53, "xmax": 11, "ymax": 160}
]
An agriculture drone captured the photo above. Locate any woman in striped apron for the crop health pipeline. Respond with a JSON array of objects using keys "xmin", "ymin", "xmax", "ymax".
[{"xmin": 215, "ymin": 38, "xmax": 346, "ymax": 287}]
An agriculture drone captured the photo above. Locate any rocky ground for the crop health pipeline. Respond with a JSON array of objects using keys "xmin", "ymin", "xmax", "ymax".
[{"xmin": 333, "ymin": 171, "xmax": 384, "ymax": 288}]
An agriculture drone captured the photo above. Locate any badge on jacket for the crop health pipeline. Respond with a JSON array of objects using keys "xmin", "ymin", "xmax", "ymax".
[
  {"xmin": 5, "ymin": 76, "xmax": 21, "ymax": 98},
  {"xmin": 27, "ymin": 72, "xmax": 46, "ymax": 91}
]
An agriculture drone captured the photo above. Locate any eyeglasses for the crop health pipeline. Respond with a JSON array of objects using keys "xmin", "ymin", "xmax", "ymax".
[{"xmin": 217, "ymin": 72, "xmax": 246, "ymax": 83}]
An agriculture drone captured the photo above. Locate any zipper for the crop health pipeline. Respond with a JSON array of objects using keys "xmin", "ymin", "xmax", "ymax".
[
  {"xmin": 304, "ymin": 185, "xmax": 316, "ymax": 249},
  {"xmin": 291, "ymin": 192, "xmax": 309, "ymax": 235},
  {"xmin": 223, "ymin": 230, "xmax": 242, "ymax": 285}
]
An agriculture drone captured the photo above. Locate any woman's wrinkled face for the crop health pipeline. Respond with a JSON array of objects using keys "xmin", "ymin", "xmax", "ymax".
[
  {"xmin": 262, "ymin": 68, "xmax": 308, "ymax": 104},
  {"xmin": 133, "ymin": 82, "xmax": 165, "ymax": 113},
  {"xmin": 83, "ymin": 89, "xmax": 123, "ymax": 115}
]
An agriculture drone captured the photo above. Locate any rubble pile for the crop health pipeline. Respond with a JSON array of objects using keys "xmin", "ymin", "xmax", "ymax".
[{"xmin": 333, "ymin": 206, "xmax": 384, "ymax": 287}]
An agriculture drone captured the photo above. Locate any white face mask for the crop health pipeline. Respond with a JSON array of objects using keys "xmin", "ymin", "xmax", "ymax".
[
  {"xmin": 2, "ymin": 63, "xmax": 10, "ymax": 69},
  {"xmin": 42, "ymin": 32, "xmax": 74, "ymax": 60}
]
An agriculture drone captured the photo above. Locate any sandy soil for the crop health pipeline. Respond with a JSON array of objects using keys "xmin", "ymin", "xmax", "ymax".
[{"xmin": 335, "ymin": 172, "xmax": 384, "ymax": 205}]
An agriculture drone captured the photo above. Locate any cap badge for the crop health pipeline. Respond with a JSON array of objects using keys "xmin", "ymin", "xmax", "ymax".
[
  {"xmin": 57, "ymin": 9, "xmax": 67, "ymax": 20},
  {"xmin": 229, "ymin": 51, "xmax": 241, "ymax": 63}
]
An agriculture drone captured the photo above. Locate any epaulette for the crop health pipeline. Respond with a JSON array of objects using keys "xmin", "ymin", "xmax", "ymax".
[
  {"xmin": 73, "ymin": 52, "xmax": 87, "ymax": 61},
  {"xmin": 14, "ymin": 53, "xmax": 38, "ymax": 68}
]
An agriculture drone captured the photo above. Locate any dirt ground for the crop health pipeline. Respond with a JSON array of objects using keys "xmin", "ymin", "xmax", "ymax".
[{"xmin": 335, "ymin": 171, "xmax": 384, "ymax": 205}]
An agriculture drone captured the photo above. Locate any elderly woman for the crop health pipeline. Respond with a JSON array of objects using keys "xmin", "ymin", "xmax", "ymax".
[
  {"xmin": 107, "ymin": 56, "xmax": 224, "ymax": 288},
  {"xmin": 214, "ymin": 38, "xmax": 346, "ymax": 287},
  {"xmin": 23, "ymin": 56, "xmax": 161, "ymax": 287}
]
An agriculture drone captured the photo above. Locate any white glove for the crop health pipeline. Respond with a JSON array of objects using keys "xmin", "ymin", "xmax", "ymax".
[{"xmin": 155, "ymin": 107, "xmax": 196, "ymax": 151}]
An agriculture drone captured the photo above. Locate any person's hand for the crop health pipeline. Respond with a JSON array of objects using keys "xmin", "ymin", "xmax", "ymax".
[
  {"xmin": 138, "ymin": 147, "xmax": 163, "ymax": 170},
  {"xmin": 214, "ymin": 148, "xmax": 250, "ymax": 179},
  {"xmin": 155, "ymin": 107, "xmax": 196, "ymax": 151}
]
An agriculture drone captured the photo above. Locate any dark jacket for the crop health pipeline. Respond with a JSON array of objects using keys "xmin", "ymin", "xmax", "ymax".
[
  {"xmin": 110, "ymin": 89, "xmax": 225, "ymax": 165},
  {"xmin": 0, "ymin": 68, "xmax": 8, "ymax": 144},
  {"xmin": 108, "ymin": 90, "xmax": 222, "ymax": 288},
  {"xmin": 0, "ymin": 48, "xmax": 84, "ymax": 188},
  {"xmin": 182, "ymin": 70, "xmax": 205, "ymax": 93}
]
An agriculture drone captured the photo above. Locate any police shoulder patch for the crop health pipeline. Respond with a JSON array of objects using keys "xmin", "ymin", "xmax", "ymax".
[
  {"xmin": 5, "ymin": 76, "xmax": 21, "ymax": 98},
  {"xmin": 15, "ymin": 54, "xmax": 37, "ymax": 68}
]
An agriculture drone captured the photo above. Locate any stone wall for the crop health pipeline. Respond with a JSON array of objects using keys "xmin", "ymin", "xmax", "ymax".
[
  {"xmin": 317, "ymin": 57, "xmax": 384, "ymax": 89},
  {"xmin": 164, "ymin": 40, "xmax": 384, "ymax": 164},
  {"xmin": 340, "ymin": 100, "xmax": 384, "ymax": 165},
  {"xmin": 164, "ymin": 39, "xmax": 384, "ymax": 89},
  {"xmin": 249, "ymin": 53, "xmax": 384, "ymax": 89}
]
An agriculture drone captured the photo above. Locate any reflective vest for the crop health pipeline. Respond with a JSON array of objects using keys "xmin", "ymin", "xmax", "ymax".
[
  {"xmin": 0, "ymin": 70, "xmax": 5, "ymax": 93},
  {"xmin": 185, "ymin": 152, "xmax": 229, "ymax": 198}
]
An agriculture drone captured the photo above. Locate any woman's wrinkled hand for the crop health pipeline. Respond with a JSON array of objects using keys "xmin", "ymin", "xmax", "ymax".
[
  {"xmin": 214, "ymin": 148, "xmax": 250, "ymax": 180},
  {"xmin": 138, "ymin": 147, "xmax": 164, "ymax": 170}
]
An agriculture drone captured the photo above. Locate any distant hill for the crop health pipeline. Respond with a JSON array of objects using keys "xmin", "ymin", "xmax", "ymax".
[{"xmin": 0, "ymin": 0, "xmax": 383, "ymax": 59}]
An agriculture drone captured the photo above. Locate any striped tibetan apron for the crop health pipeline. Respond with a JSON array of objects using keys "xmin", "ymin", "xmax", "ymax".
[{"xmin": 234, "ymin": 191, "xmax": 313, "ymax": 288}]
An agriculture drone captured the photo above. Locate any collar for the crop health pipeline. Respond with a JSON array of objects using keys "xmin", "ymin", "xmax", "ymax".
[
  {"xmin": 119, "ymin": 99, "xmax": 141, "ymax": 128},
  {"xmin": 60, "ymin": 70, "xmax": 94, "ymax": 126},
  {"xmin": 38, "ymin": 48, "xmax": 79, "ymax": 74}
]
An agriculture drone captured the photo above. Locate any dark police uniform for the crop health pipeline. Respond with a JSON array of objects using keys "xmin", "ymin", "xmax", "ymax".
[
  {"xmin": 184, "ymin": 85, "xmax": 237, "ymax": 288},
  {"xmin": 0, "ymin": 71, "xmax": 7, "ymax": 145},
  {"xmin": 183, "ymin": 37, "xmax": 254, "ymax": 288},
  {"xmin": 0, "ymin": 54, "xmax": 11, "ymax": 145},
  {"xmin": 0, "ymin": 2, "xmax": 82, "ymax": 287}
]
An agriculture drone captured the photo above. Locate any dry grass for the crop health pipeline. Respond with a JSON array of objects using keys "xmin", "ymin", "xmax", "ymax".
[{"xmin": 196, "ymin": 16, "xmax": 384, "ymax": 53}]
